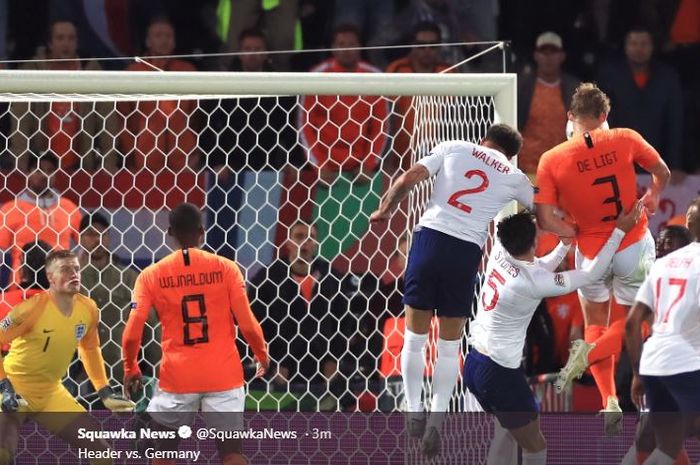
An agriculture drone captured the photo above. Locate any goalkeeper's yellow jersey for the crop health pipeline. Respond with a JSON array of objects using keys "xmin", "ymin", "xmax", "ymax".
[{"xmin": 0, "ymin": 291, "xmax": 108, "ymax": 389}]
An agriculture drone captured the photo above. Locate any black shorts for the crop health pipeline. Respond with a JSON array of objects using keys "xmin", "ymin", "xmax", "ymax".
[{"xmin": 402, "ymin": 227, "xmax": 482, "ymax": 318}]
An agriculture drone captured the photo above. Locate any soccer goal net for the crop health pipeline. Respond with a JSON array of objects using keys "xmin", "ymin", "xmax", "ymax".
[{"xmin": 0, "ymin": 69, "xmax": 515, "ymax": 462}]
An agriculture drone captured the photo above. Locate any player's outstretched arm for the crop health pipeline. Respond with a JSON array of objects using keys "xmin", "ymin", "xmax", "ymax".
[
  {"xmin": 77, "ymin": 310, "xmax": 110, "ymax": 392},
  {"xmin": 0, "ymin": 302, "xmax": 38, "ymax": 382},
  {"xmin": 625, "ymin": 301, "xmax": 653, "ymax": 409},
  {"xmin": 121, "ymin": 275, "xmax": 152, "ymax": 399},
  {"xmin": 641, "ymin": 160, "xmax": 670, "ymax": 215},
  {"xmin": 536, "ymin": 240, "xmax": 571, "ymax": 272},
  {"xmin": 370, "ymin": 164, "xmax": 430, "ymax": 222},
  {"xmin": 532, "ymin": 201, "xmax": 643, "ymax": 299},
  {"xmin": 78, "ymin": 306, "xmax": 135, "ymax": 412}
]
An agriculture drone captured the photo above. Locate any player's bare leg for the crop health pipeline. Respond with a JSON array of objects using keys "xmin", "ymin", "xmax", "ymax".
[
  {"xmin": 421, "ymin": 316, "xmax": 466, "ymax": 458},
  {"xmin": 217, "ymin": 439, "xmax": 248, "ymax": 465},
  {"xmin": 402, "ymin": 305, "xmax": 432, "ymax": 438},
  {"xmin": 621, "ymin": 414, "xmax": 691, "ymax": 465},
  {"xmin": 507, "ymin": 416, "xmax": 547, "ymax": 465},
  {"xmin": 0, "ymin": 412, "xmax": 21, "ymax": 465},
  {"xmin": 645, "ymin": 412, "xmax": 686, "ymax": 465},
  {"xmin": 487, "ymin": 421, "xmax": 518, "ymax": 465}
]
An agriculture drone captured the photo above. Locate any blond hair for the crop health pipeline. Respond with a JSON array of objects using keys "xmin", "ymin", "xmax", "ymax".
[{"xmin": 570, "ymin": 83, "xmax": 611, "ymax": 119}]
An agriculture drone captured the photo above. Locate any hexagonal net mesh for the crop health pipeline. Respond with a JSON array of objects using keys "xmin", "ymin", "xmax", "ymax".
[{"xmin": 0, "ymin": 71, "xmax": 516, "ymax": 464}]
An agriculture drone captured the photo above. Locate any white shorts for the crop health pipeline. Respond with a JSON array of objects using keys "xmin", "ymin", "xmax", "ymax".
[
  {"xmin": 147, "ymin": 384, "xmax": 245, "ymax": 431},
  {"xmin": 575, "ymin": 230, "xmax": 655, "ymax": 306}
]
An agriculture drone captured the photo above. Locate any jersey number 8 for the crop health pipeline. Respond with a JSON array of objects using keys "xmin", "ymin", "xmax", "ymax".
[{"xmin": 181, "ymin": 294, "xmax": 209, "ymax": 345}]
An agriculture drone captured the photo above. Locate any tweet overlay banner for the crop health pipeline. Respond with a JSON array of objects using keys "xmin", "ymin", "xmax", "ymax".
[{"xmin": 2, "ymin": 412, "xmax": 700, "ymax": 464}]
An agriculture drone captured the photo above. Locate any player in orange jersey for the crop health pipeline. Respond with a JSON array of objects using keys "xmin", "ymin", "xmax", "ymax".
[
  {"xmin": 535, "ymin": 83, "xmax": 670, "ymax": 434},
  {"xmin": 0, "ymin": 249, "xmax": 134, "ymax": 465},
  {"xmin": 122, "ymin": 203, "xmax": 269, "ymax": 465}
]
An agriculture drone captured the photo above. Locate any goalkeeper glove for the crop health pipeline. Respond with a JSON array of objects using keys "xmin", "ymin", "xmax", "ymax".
[
  {"xmin": 0, "ymin": 378, "xmax": 19, "ymax": 413},
  {"xmin": 98, "ymin": 386, "xmax": 136, "ymax": 412}
]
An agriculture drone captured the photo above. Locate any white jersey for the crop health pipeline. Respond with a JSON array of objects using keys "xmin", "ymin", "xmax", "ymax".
[
  {"xmin": 470, "ymin": 228, "xmax": 625, "ymax": 369},
  {"xmin": 417, "ymin": 140, "xmax": 534, "ymax": 247},
  {"xmin": 636, "ymin": 242, "xmax": 700, "ymax": 377}
]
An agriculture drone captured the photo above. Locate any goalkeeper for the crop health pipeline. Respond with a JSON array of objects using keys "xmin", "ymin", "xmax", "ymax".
[{"xmin": 0, "ymin": 249, "xmax": 133, "ymax": 465}]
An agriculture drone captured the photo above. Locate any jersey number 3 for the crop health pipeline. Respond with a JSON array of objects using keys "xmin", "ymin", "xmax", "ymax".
[
  {"xmin": 182, "ymin": 294, "xmax": 209, "ymax": 345},
  {"xmin": 592, "ymin": 175, "xmax": 623, "ymax": 222},
  {"xmin": 448, "ymin": 170, "xmax": 489, "ymax": 213}
]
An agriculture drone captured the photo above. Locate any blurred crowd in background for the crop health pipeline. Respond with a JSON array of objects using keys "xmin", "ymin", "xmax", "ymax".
[{"xmin": 0, "ymin": 0, "xmax": 698, "ymax": 411}]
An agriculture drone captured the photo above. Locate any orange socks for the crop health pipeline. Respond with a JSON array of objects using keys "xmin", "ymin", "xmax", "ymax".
[
  {"xmin": 636, "ymin": 449, "xmax": 689, "ymax": 465},
  {"xmin": 587, "ymin": 318, "xmax": 625, "ymax": 364},
  {"xmin": 585, "ymin": 324, "xmax": 616, "ymax": 404}
]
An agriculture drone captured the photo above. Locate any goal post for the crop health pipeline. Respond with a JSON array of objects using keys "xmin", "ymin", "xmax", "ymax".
[
  {"xmin": 0, "ymin": 67, "xmax": 519, "ymax": 465},
  {"xmin": 0, "ymin": 68, "xmax": 516, "ymax": 410}
]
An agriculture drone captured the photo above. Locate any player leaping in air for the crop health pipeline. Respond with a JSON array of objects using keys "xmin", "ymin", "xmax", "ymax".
[
  {"xmin": 122, "ymin": 203, "xmax": 269, "ymax": 465},
  {"xmin": 0, "ymin": 249, "xmax": 134, "ymax": 465},
  {"xmin": 370, "ymin": 123, "xmax": 534, "ymax": 458},
  {"xmin": 535, "ymin": 83, "xmax": 670, "ymax": 434},
  {"xmin": 465, "ymin": 204, "xmax": 641, "ymax": 465}
]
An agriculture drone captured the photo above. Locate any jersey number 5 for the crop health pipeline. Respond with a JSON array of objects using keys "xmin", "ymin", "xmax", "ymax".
[
  {"xmin": 182, "ymin": 294, "xmax": 209, "ymax": 345},
  {"xmin": 482, "ymin": 269, "xmax": 506, "ymax": 311},
  {"xmin": 448, "ymin": 170, "xmax": 489, "ymax": 214}
]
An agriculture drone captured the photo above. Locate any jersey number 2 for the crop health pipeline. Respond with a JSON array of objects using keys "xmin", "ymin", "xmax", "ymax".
[
  {"xmin": 182, "ymin": 294, "xmax": 209, "ymax": 345},
  {"xmin": 448, "ymin": 170, "xmax": 489, "ymax": 213}
]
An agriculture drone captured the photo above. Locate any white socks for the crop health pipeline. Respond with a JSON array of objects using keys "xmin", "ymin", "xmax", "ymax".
[
  {"xmin": 401, "ymin": 329, "xmax": 428, "ymax": 412},
  {"xmin": 643, "ymin": 449, "xmax": 675, "ymax": 465},
  {"xmin": 425, "ymin": 338, "xmax": 461, "ymax": 430},
  {"xmin": 430, "ymin": 338, "xmax": 462, "ymax": 412},
  {"xmin": 487, "ymin": 422, "xmax": 518, "ymax": 465},
  {"xmin": 620, "ymin": 444, "xmax": 637, "ymax": 465},
  {"xmin": 522, "ymin": 449, "xmax": 547, "ymax": 465}
]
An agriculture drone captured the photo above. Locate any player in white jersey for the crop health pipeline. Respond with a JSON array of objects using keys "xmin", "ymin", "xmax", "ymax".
[
  {"xmin": 371, "ymin": 124, "xmax": 535, "ymax": 458},
  {"xmin": 464, "ymin": 204, "xmax": 641, "ymax": 465},
  {"xmin": 625, "ymin": 198, "xmax": 700, "ymax": 465}
]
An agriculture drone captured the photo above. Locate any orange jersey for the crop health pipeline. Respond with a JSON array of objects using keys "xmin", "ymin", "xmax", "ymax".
[
  {"xmin": 535, "ymin": 128, "xmax": 661, "ymax": 258},
  {"xmin": 0, "ymin": 195, "xmax": 81, "ymax": 285},
  {"xmin": 545, "ymin": 293, "xmax": 583, "ymax": 367},
  {"xmin": 123, "ymin": 248, "xmax": 267, "ymax": 394}
]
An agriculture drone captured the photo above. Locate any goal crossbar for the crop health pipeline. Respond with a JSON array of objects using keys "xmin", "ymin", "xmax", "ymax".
[{"xmin": 0, "ymin": 70, "xmax": 515, "ymax": 110}]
